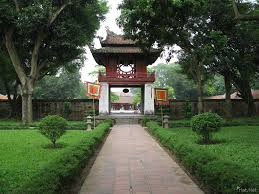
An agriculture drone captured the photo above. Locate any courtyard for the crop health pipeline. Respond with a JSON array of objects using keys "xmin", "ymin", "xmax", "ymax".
[{"xmin": 1, "ymin": 0, "xmax": 259, "ymax": 194}]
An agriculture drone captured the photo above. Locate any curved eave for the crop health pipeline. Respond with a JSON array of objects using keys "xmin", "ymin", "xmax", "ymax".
[{"xmin": 91, "ymin": 48, "xmax": 162, "ymax": 65}]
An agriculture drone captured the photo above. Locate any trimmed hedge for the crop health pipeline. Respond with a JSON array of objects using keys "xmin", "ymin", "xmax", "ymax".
[
  {"xmin": 170, "ymin": 116, "xmax": 259, "ymax": 128},
  {"xmin": 0, "ymin": 120, "xmax": 86, "ymax": 130},
  {"xmin": 191, "ymin": 112, "xmax": 223, "ymax": 143},
  {"xmin": 14, "ymin": 120, "xmax": 112, "ymax": 194},
  {"xmin": 146, "ymin": 121, "xmax": 259, "ymax": 194}
]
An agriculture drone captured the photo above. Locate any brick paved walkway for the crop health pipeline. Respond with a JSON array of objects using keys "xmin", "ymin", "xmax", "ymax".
[{"xmin": 79, "ymin": 124, "xmax": 203, "ymax": 194}]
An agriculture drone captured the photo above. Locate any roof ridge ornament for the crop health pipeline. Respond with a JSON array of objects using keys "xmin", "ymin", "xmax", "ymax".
[{"xmin": 105, "ymin": 26, "xmax": 116, "ymax": 36}]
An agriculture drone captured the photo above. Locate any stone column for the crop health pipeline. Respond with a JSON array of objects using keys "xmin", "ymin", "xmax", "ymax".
[
  {"xmin": 99, "ymin": 82, "xmax": 109, "ymax": 115},
  {"xmin": 144, "ymin": 83, "xmax": 155, "ymax": 115}
]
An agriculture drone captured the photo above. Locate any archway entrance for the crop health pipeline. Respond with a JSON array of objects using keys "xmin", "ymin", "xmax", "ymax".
[{"xmin": 109, "ymin": 86, "xmax": 144, "ymax": 115}]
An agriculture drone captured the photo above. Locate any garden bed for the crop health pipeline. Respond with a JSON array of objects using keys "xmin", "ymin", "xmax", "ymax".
[
  {"xmin": 0, "ymin": 120, "xmax": 112, "ymax": 194},
  {"xmin": 146, "ymin": 121, "xmax": 259, "ymax": 194}
]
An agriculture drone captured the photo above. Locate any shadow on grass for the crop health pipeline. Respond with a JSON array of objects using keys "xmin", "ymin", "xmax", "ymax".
[
  {"xmin": 196, "ymin": 138, "xmax": 226, "ymax": 145},
  {"xmin": 42, "ymin": 143, "xmax": 67, "ymax": 149}
]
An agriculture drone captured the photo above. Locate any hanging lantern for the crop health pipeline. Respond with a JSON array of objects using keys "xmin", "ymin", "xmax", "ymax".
[{"xmin": 123, "ymin": 88, "xmax": 129, "ymax": 93}]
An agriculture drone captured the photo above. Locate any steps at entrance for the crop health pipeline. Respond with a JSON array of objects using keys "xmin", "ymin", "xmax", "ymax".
[
  {"xmin": 115, "ymin": 117, "xmax": 140, "ymax": 124},
  {"xmin": 97, "ymin": 114, "xmax": 144, "ymax": 125}
]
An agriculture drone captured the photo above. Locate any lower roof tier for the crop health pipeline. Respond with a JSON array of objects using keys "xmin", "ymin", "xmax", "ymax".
[{"xmin": 91, "ymin": 47, "xmax": 162, "ymax": 65}]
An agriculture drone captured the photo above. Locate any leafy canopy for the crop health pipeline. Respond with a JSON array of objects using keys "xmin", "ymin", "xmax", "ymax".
[{"xmin": 0, "ymin": 0, "xmax": 108, "ymax": 79}]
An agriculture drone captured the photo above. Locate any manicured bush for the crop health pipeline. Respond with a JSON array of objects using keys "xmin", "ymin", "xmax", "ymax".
[
  {"xmin": 141, "ymin": 116, "xmax": 152, "ymax": 126},
  {"xmin": 103, "ymin": 118, "xmax": 113, "ymax": 126},
  {"xmin": 191, "ymin": 112, "xmax": 223, "ymax": 143},
  {"xmin": 39, "ymin": 115, "xmax": 68, "ymax": 147}
]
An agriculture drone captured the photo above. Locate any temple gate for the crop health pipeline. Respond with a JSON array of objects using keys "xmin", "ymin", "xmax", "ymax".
[{"xmin": 92, "ymin": 31, "xmax": 161, "ymax": 115}]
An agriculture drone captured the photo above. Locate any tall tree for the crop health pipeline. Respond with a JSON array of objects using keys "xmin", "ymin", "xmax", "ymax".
[
  {"xmin": 119, "ymin": 0, "xmax": 214, "ymax": 113},
  {"xmin": 208, "ymin": 2, "xmax": 259, "ymax": 116},
  {"xmin": 119, "ymin": 0, "xmax": 259, "ymax": 116},
  {"xmin": 0, "ymin": 0, "xmax": 107, "ymax": 124}
]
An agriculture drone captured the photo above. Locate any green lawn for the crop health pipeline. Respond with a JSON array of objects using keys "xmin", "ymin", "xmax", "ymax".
[
  {"xmin": 0, "ymin": 121, "xmax": 111, "ymax": 193},
  {"xmin": 147, "ymin": 121, "xmax": 259, "ymax": 193}
]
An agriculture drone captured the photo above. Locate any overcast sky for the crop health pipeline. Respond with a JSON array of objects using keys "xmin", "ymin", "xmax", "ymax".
[
  {"xmin": 80, "ymin": 0, "xmax": 122, "ymax": 82},
  {"xmin": 80, "ymin": 0, "xmax": 177, "ymax": 83}
]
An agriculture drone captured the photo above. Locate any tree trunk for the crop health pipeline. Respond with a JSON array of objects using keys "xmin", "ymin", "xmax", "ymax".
[
  {"xmin": 21, "ymin": 79, "xmax": 34, "ymax": 125},
  {"xmin": 197, "ymin": 63, "xmax": 204, "ymax": 114},
  {"xmin": 235, "ymin": 79, "xmax": 256, "ymax": 117},
  {"xmin": 224, "ymin": 75, "xmax": 232, "ymax": 119},
  {"xmin": 246, "ymin": 88, "xmax": 256, "ymax": 116},
  {"xmin": 22, "ymin": 93, "xmax": 28, "ymax": 124}
]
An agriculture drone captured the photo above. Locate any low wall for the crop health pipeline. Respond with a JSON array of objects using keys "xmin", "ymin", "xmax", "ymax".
[
  {"xmin": 0, "ymin": 99, "xmax": 98, "ymax": 120},
  {"xmin": 1, "ymin": 99, "xmax": 259, "ymax": 120},
  {"xmin": 33, "ymin": 99, "xmax": 98, "ymax": 120},
  {"xmin": 167, "ymin": 99, "xmax": 259, "ymax": 119}
]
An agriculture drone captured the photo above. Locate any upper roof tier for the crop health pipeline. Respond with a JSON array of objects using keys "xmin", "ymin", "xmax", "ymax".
[
  {"xmin": 92, "ymin": 31, "xmax": 162, "ymax": 65},
  {"xmin": 101, "ymin": 33, "xmax": 136, "ymax": 47}
]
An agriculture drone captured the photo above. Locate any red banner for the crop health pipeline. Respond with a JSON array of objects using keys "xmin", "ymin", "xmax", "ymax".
[
  {"xmin": 85, "ymin": 82, "xmax": 101, "ymax": 99},
  {"xmin": 155, "ymin": 88, "xmax": 169, "ymax": 105}
]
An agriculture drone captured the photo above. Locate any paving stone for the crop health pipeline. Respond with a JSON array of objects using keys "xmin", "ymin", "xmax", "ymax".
[{"xmin": 79, "ymin": 124, "xmax": 204, "ymax": 194}]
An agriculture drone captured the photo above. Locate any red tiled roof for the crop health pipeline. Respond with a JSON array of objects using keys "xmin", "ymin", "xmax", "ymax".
[
  {"xmin": 101, "ymin": 33, "xmax": 136, "ymax": 46},
  {"xmin": 204, "ymin": 95, "xmax": 225, "ymax": 100},
  {"xmin": 0, "ymin": 95, "xmax": 8, "ymax": 101}
]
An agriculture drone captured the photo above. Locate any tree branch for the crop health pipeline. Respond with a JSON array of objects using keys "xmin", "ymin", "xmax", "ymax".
[
  {"xmin": 232, "ymin": 0, "xmax": 240, "ymax": 19},
  {"xmin": 49, "ymin": 3, "xmax": 69, "ymax": 25},
  {"xmin": 30, "ymin": 30, "xmax": 46, "ymax": 82},
  {"xmin": 4, "ymin": 28, "xmax": 27, "ymax": 86},
  {"xmin": 232, "ymin": 0, "xmax": 259, "ymax": 21},
  {"xmin": 13, "ymin": 0, "xmax": 20, "ymax": 12}
]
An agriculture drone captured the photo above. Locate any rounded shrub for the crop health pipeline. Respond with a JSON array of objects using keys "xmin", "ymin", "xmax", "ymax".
[
  {"xmin": 191, "ymin": 112, "xmax": 223, "ymax": 143},
  {"xmin": 39, "ymin": 115, "xmax": 68, "ymax": 147}
]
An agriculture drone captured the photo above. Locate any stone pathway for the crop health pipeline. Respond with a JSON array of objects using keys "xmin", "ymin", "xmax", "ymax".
[{"xmin": 79, "ymin": 124, "xmax": 203, "ymax": 194}]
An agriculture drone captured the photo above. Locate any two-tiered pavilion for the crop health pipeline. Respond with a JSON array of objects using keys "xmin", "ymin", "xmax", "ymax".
[{"xmin": 91, "ymin": 31, "xmax": 161, "ymax": 115}]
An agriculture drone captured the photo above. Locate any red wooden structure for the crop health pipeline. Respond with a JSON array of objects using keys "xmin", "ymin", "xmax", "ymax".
[
  {"xmin": 91, "ymin": 31, "xmax": 161, "ymax": 115},
  {"xmin": 92, "ymin": 31, "xmax": 161, "ymax": 86}
]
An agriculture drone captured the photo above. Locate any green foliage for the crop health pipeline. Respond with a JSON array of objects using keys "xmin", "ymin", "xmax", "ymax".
[
  {"xmin": 146, "ymin": 121, "xmax": 259, "ymax": 194},
  {"xmin": 63, "ymin": 102, "xmax": 72, "ymax": 119},
  {"xmin": 39, "ymin": 115, "xmax": 68, "ymax": 147},
  {"xmin": 110, "ymin": 92, "xmax": 119, "ymax": 103},
  {"xmin": 0, "ymin": 0, "xmax": 108, "ymax": 123},
  {"xmin": 119, "ymin": 0, "xmax": 259, "ymax": 115},
  {"xmin": 103, "ymin": 118, "xmax": 113, "ymax": 127},
  {"xmin": 152, "ymin": 64, "xmax": 198, "ymax": 100},
  {"xmin": 0, "ymin": 120, "xmax": 111, "ymax": 194},
  {"xmin": 141, "ymin": 116, "xmax": 152, "ymax": 127},
  {"xmin": 33, "ymin": 68, "xmax": 82, "ymax": 99},
  {"xmin": 191, "ymin": 112, "xmax": 224, "ymax": 143},
  {"xmin": 132, "ymin": 88, "xmax": 141, "ymax": 105}
]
